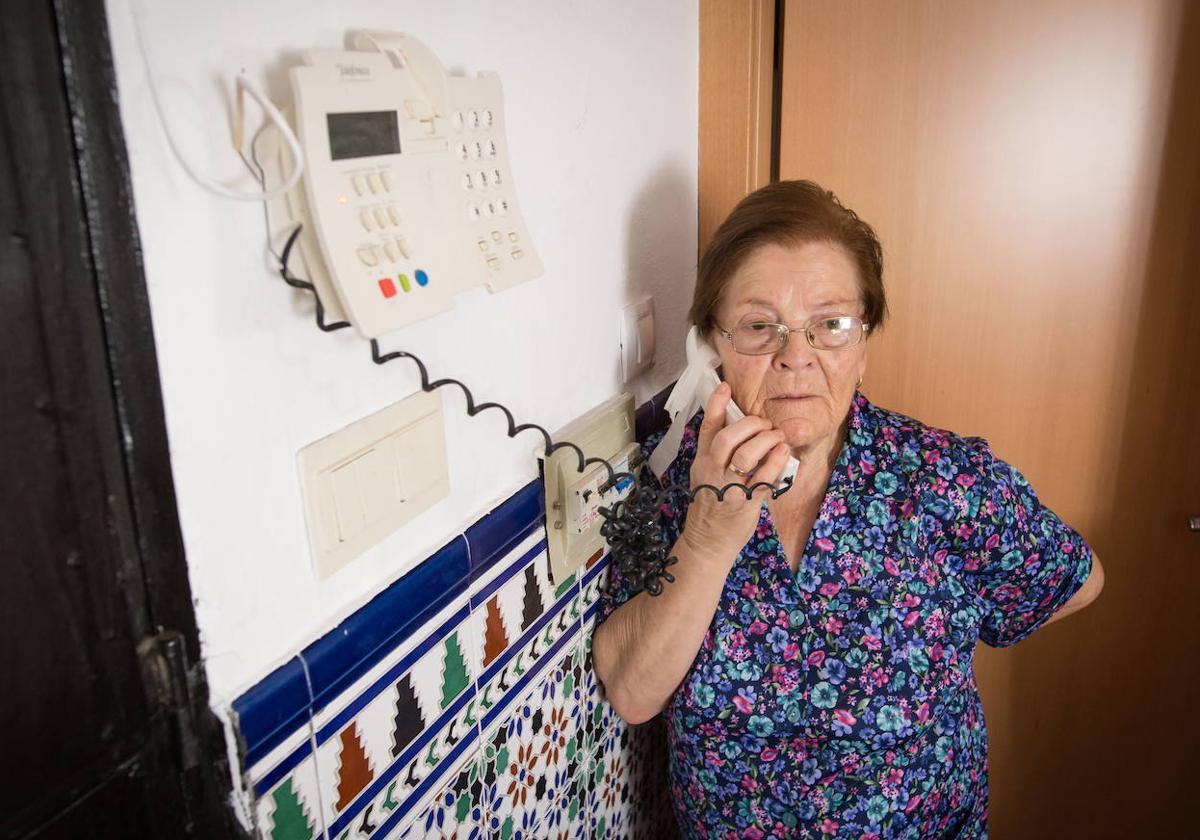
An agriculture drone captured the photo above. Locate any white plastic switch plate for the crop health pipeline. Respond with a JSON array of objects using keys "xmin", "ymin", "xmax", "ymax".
[
  {"xmin": 620, "ymin": 297, "xmax": 655, "ymax": 383},
  {"xmin": 297, "ymin": 390, "xmax": 449, "ymax": 579},
  {"xmin": 540, "ymin": 393, "xmax": 638, "ymax": 585}
]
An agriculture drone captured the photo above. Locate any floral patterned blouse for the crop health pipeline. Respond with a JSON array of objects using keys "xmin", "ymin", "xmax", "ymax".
[{"xmin": 597, "ymin": 393, "xmax": 1092, "ymax": 839}]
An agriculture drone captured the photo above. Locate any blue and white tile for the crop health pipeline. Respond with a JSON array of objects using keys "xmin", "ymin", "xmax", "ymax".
[
  {"xmin": 251, "ymin": 749, "xmax": 325, "ymax": 840},
  {"xmin": 308, "ymin": 586, "xmax": 480, "ymax": 838},
  {"xmin": 395, "ymin": 746, "xmax": 484, "ymax": 840},
  {"xmin": 472, "ymin": 541, "xmax": 581, "ymax": 734},
  {"xmin": 528, "ymin": 642, "xmax": 582, "ymax": 831}
]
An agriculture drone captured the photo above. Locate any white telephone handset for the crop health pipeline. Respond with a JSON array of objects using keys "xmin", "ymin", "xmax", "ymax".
[
  {"xmin": 353, "ymin": 31, "xmax": 450, "ymax": 118},
  {"xmin": 648, "ymin": 327, "xmax": 800, "ymax": 485}
]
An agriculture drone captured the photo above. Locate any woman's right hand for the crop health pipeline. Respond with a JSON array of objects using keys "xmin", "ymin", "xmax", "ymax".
[{"xmin": 679, "ymin": 382, "xmax": 792, "ymax": 562}]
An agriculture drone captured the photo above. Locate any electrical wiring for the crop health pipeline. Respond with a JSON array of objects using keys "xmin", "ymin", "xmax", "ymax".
[
  {"xmin": 130, "ymin": 0, "xmax": 305, "ymax": 202},
  {"xmin": 249, "ymin": 127, "xmax": 351, "ymax": 333},
  {"xmin": 278, "ymin": 228, "xmax": 352, "ymax": 332}
]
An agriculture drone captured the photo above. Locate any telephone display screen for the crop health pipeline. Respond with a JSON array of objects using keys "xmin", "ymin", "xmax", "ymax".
[{"xmin": 327, "ymin": 111, "xmax": 401, "ymax": 160}]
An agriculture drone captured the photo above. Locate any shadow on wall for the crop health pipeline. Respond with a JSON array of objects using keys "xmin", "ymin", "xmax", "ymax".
[
  {"xmin": 622, "ymin": 160, "xmax": 699, "ymax": 398},
  {"xmin": 606, "ymin": 162, "xmax": 696, "ymax": 840},
  {"xmin": 1003, "ymin": 2, "xmax": 1200, "ymax": 836}
]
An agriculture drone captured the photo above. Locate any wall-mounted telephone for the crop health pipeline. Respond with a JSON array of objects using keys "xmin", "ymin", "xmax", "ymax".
[
  {"xmin": 648, "ymin": 326, "xmax": 801, "ymax": 483},
  {"xmin": 262, "ymin": 31, "xmax": 543, "ymax": 337}
]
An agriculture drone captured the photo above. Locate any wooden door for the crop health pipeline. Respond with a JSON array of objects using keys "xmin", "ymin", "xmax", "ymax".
[{"xmin": 777, "ymin": 0, "xmax": 1199, "ymax": 835}]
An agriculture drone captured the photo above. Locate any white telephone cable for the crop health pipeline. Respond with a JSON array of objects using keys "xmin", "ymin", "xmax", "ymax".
[{"xmin": 129, "ymin": 0, "xmax": 304, "ymax": 202}]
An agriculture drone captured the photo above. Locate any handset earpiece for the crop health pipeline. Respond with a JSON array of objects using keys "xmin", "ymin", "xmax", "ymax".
[
  {"xmin": 688, "ymin": 329, "xmax": 751, "ymax": 428},
  {"xmin": 649, "ymin": 327, "xmax": 798, "ymax": 484}
]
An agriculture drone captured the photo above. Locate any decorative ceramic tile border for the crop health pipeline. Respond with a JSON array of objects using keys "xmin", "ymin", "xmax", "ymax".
[{"xmin": 232, "ymin": 400, "xmax": 680, "ymax": 840}]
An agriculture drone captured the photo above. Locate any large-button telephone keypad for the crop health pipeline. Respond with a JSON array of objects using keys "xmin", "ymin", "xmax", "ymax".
[{"xmin": 451, "ymin": 106, "xmax": 526, "ymax": 274}]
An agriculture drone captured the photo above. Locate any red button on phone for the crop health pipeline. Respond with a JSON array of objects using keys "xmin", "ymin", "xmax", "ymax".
[{"xmin": 378, "ymin": 278, "xmax": 397, "ymax": 298}]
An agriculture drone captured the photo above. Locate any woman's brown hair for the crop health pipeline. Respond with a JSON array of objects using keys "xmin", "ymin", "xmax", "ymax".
[{"xmin": 690, "ymin": 180, "xmax": 887, "ymax": 335}]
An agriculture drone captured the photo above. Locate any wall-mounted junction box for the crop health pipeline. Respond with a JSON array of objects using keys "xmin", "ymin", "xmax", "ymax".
[
  {"xmin": 541, "ymin": 393, "xmax": 638, "ymax": 585},
  {"xmin": 297, "ymin": 390, "xmax": 449, "ymax": 579}
]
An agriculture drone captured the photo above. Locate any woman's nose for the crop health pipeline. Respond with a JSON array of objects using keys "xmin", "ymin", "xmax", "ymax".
[{"xmin": 772, "ymin": 332, "xmax": 818, "ymax": 371}]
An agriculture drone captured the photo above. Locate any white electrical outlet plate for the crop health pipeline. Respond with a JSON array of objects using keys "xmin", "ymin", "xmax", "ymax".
[
  {"xmin": 540, "ymin": 393, "xmax": 637, "ymax": 585},
  {"xmin": 297, "ymin": 390, "xmax": 449, "ymax": 579}
]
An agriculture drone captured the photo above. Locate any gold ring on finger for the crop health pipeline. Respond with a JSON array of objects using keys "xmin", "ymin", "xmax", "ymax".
[{"xmin": 728, "ymin": 463, "xmax": 751, "ymax": 478}]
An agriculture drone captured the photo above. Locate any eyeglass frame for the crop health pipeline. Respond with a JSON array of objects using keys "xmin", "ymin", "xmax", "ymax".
[{"xmin": 715, "ymin": 315, "xmax": 872, "ymax": 355}]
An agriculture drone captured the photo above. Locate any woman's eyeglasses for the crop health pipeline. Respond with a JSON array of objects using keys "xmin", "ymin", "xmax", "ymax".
[{"xmin": 717, "ymin": 316, "xmax": 871, "ymax": 355}]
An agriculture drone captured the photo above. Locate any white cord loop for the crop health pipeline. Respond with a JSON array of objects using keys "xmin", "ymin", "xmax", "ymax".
[{"xmin": 131, "ymin": 0, "xmax": 304, "ymax": 202}]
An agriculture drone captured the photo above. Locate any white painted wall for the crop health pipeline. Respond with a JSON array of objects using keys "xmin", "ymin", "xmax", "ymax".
[{"xmin": 105, "ymin": 0, "xmax": 698, "ymax": 705}]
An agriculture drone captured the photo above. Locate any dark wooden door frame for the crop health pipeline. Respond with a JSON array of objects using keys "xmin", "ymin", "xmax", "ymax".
[{"xmin": 1, "ymin": 0, "xmax": 238, "ymax": 836}]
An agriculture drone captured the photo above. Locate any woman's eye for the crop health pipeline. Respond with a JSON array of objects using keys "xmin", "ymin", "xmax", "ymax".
[{"xmin": 746, "ymin": 322, "xmax": 773, "ymax": 332}]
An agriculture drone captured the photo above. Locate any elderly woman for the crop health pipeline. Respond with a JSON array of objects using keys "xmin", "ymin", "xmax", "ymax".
[{"xmin": 592, "ymin": 180, "xmax": 1103, "ymax": 838}]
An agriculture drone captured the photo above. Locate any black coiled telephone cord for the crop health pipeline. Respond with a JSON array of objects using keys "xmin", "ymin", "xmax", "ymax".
[{"xmin": 276, "ymin": 225, "xmax": 792, "ymax": 597}]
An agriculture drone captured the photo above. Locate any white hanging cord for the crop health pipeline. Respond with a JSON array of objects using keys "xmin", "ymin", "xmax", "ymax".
[{"xmin": 130, "ymin": 0, "xmax": 304, "ymax": 202}]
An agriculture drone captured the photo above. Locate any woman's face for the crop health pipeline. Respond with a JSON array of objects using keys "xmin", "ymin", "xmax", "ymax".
[{"xmin": 713, "ymin": 241, "xmax": 868, "ymax": 454}]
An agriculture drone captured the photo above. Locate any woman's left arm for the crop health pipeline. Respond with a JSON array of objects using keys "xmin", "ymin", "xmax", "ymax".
[
  {"xmin": 1042, "ymin": 553, "xmax": 1105, "ymax": 627},
  {"xmin": 963, "ymin": 441, "xmax": 1104, "ymax": 647}
]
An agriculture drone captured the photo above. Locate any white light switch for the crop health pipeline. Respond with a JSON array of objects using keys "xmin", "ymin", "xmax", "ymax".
[
  {"xmin": 636, "ymin": 310, "xmax": 655, "ymax": 364},
  {"xmin": 330, "ymin": 452, "xmax": 368, "ymax": 541},
  {"xmin": 298, "ymin": 390, "xmax": 449, "ymax": 579},
  {"xmin": 620, "ymin": 296, "xmax": 655, "ymax": 383}
]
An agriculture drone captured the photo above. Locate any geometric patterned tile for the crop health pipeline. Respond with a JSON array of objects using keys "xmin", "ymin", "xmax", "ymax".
[
  {"xmin": 254, "ymin": 753, "xmax": 324, "ymax": 840},
  {"xmin": 474, "ymin": 550, "xmax": 581, "ymax": 734},
  {"xmin": 557, "ymin": 769, "xmax": 592, "ymax": 840},
  {"xmin": 577, "ymin": 557, "xmax": 680, "ymax": 840},
  {"xmin": 467, "ymin": 534, "xmax": 559, "ymax": 665},
  {"xmin": 240, "ymin": 485, "xmax": 676, "ymax": 840},
  {"xmin": 333, "ymin": 685, "xmax": 478, "ymax": 840},
  {"xmin": 579, "ymin": 629, "xmax": 618, "ymax": 758},
  {"xmin": 579, "ymin": 556, "xmax": 608, "ymax": 617},
  {"xmin": 536, "ymin": 647, "xmax": 591, "ymax": 840},
  {"xmin": 334, "ymin": 721, "xmax": 377, "ymax": 813},
  {"xmin": 480, "ymin": 691, "xmax": 541, "ymax": 838},
  {"xmin": 309, "ymin": 594, "xmax": 483, "ymax": 837},
  {"xmin": 529, "ymin": 642, "xmax": 581, "ymax": 831},
  {"xmin": 587, "ymin": 722, "xmax": 633, "ymax": 840},
  {"xmin": 408, "ymin": 629, "xmax": 480, "ymax": 726},
  {"xmin": 478, "ymin": 635, "xmax": 583, "ymax": 840},
  {"xmin": 397, "ymin": 747, "xmax": 484, "ymax": 840},
  {"xmin": 243, "ymin": 714, "xmax": 325, "ymax": 840}
]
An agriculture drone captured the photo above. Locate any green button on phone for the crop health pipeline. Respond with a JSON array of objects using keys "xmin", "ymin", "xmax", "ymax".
[{"xmin": 398, "ymin": 274, "xmax": 411, "ymax": 293}]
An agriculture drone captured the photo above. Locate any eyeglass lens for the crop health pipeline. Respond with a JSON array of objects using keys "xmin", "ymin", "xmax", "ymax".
[{"xmin": 731, "ymin": 317, "xmax": 863, "ymax": 354}]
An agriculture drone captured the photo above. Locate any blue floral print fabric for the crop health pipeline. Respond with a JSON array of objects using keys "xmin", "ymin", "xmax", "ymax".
[{"xmin": 596, "ymin": 393, "xmax": 1092, "ymax": 839}]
